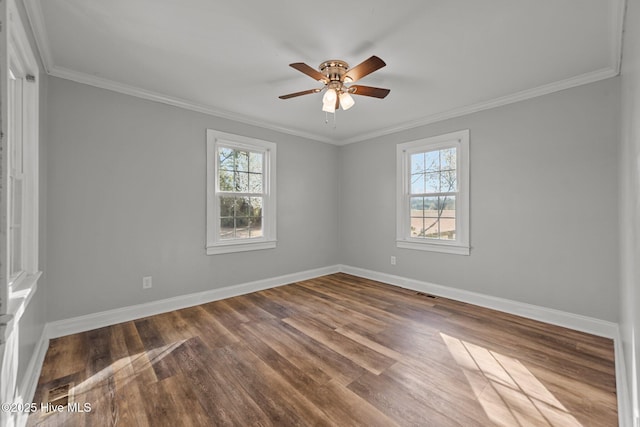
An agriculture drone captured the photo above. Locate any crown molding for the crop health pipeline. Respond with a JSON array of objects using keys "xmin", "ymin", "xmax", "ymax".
[
  {"xmin": 48, "ymin": 65, "xmax": 337, "ymax": 144},
  {"xmin": 48, "ymin": 64, "xmax": 619, "ymax": 147},
  {"xmin": 23, "ymin": 0, "xmax": 53, "ymax": 73},
  {"xmin": 340, "ymin": 67, "xmax": 619, "ymax": 145},
  {"xmin": 612, "ymin": 0, "xmax": 627, "ymax": 74}
]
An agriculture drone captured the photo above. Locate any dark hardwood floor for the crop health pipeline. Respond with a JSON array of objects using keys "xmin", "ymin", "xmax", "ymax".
[{"xmin": 28, "ymin": 273, "xmax": 617, "ymax": 426}]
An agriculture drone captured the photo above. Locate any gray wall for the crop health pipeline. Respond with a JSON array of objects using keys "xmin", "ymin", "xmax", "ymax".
[
  {"xmin": 339, "ymin": 78, "xmax": 620, "ymax": 322},
  {"xmin": 46, "ymin": 73, "xmax": 622, "ymax": 324},
  {"xmin": 46, "ymin": 77, "xmax": 339, "ymax": 321},
  {"xmin": 620, "ymin": 0, "xmax": 640, "ymax": 419}
]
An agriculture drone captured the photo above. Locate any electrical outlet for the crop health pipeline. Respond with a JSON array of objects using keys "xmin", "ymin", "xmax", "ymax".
[
  {"xmin": 390, "ymin": 256, "xmax": 396, "ymax": 265},
  {"xmin": 142, "ymin": 276, "xmax": 152, "ymax": 289}
]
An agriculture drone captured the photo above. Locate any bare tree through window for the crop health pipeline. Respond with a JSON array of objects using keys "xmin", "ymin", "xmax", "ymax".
[
  {"xmin": 409, "ymin": 148, "xmax": 457, "ymax": 240},
  {"xmin": 218, "ymin": 147, "xmax": 264, "ymax": 239}
]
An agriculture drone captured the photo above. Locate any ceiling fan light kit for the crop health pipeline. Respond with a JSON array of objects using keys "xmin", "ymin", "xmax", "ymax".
[{"xmin": 279, "ymin": 55, "xmax": 390, "ymax": 119}]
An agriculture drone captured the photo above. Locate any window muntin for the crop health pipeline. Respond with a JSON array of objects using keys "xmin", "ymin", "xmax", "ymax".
[
  {"xmin": 206, "ymin": 130, "xmax": 276, "ymax": 255},
  {"xmin": 397, "ymin": 130, "xmax": 469, "ymax": 255}
]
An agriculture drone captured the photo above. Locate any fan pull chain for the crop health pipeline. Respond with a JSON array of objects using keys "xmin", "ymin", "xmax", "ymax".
[{"xmin": 324, "ymin": 111, "xmax": 337, "ymax": 128}]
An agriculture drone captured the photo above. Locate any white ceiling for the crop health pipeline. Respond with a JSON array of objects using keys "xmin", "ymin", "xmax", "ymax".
[{"xmin": 25, "ymin": 0, "xmax": 624, "ymax": 144}]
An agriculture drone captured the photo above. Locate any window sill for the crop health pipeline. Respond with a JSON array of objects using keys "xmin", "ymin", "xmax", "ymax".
[
  {"xmin": 206, "ymin": 239, "xmax": 277, "ymax": 255},
  {"xmin": 1, "ymin": 271, "xmax": 41, "ymax": 344},
  {"xmin": 397, "ymin": 240, "xmax": 470, "ymax": 256}
]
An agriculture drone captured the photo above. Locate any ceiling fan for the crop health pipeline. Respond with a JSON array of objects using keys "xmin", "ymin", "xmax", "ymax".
[{"xmin": 279, "ymin": 55, "xmax": 390, "ymax": 113}]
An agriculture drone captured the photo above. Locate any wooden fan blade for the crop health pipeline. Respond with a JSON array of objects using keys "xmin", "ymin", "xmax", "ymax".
[
  {"xmin": 348, "ymin": 85, "xmax": 390, "ymax": 99},
  {"xmin": 289, "ymin": 63, "xmax": 329, "ymax": 83},
  {"xmin": 279, "ymin": 88, "xmax": 321, "ymax": 99},
  {"xmin": 344, "ymin": 56, "xmax": 386, "ymax": 82}
]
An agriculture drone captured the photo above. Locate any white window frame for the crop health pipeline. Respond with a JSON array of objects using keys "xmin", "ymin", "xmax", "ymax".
[
  {"xmin": 2, "ymin": 0, "xmax": 40, "ymax": 298},
  {"xmin": 396, "ymin": 129, "xmax": 470, "ymax": 255},
  {"xmin": 0, "ymin": 0, "xmax": 41, "ymax": 351},
  {"xmin": 206, "ymin": 129, "xmax": 276, "ymax": 255}
]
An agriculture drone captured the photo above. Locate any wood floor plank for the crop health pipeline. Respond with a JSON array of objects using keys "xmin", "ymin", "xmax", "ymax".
[
  {"xmin": 283, "ymin": 314, "xmax": 397, "ymax": 375},
  {"xmin": 171, "ymin": 337, "xmax": 268, "ymax": 426},
  {"xmin": 36, "ymin": 333, "xmax": 87, "ymax": 385},
  {"xmin": 216, "ymin": 343, "xmax": 334, "ymax": 426},
  {"xmin": 28, "ymin": 273, "xmax": 618, "ymax": 426},
  {"xmin": 240, "ymin": 318, "xmax": 365, "ymax": 385},
  {"xmin": 278, "ymin": 282, "xmax": 392, "ymax": 332},
  {"xmin": 348, "ymin": 370, "xmax": 474, "ymax": 426}
]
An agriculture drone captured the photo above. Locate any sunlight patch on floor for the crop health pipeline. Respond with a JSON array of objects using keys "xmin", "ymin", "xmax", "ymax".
[
  {"xmin": 440, "ymin": 333, "xmax": 582, "ymax": 427},
  {"xmin": 72, "ymin": 340, "xmax": 186, "ymax": 398}
]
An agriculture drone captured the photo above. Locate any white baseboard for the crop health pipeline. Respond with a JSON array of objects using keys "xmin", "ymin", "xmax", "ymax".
[
  {"xmin": 339, "ymin": 264, "xmax": 619, "ymax": 338},
  {"xmin": 20, "ymin": 327, "xmax": 48, "ymax": 403},
  {"xmin": 614, "ymin": 333, "xmax": 633, "ymax": 427},
  {"xmin": 45, "ymin": 262, "xmax": 618, "ymax": 340},
  {"xmin": 33, "ymin": 263, "xmax": 632, "ymax": 426},
  {"xmin": 16, "ymin": 327, "xmax": 49, "ymax": 427},
  {"xmin": 46, "ymin": 265, "xmax": 341, "ymax": 339}
]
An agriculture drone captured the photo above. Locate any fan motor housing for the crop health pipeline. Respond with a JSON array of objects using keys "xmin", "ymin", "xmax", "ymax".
[{"xmin": 319, "ymin": 60, "xmax": 349, "ymax": 82}]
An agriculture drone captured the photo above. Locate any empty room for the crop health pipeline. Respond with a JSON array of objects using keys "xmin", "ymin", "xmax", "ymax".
[{"xmin": 1, "ymin": 0, "xmax": 639, "ymax": 426}]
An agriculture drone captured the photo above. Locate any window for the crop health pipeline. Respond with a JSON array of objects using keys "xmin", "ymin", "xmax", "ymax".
[
  {"xmin": 206, "ymin": 130, "xmax": 276, "ymax": 254},
  {"xmin": 4, "ymin": 0, "xmax": 40, "ymax": 294},
  {"xmin": 397, "ymin": 130, "xmax": 469, "ymax": 255},
  {"xmin": 9, "ymin": 69, "xmax": 25, "ymax": 284}
]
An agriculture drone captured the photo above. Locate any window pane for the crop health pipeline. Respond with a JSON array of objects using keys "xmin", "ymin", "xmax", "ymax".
[
  {"xmin": 235, "ymin": 171, "xmax": 249, "ymax": 192},
  {"xmin": 218, "ymin": 196, "xmax": 264, "ymax": 240},
  {"xmin": 249, "ymin": 223, "xmax": 263, "ymax": 237},
  {"xmin": 219, "ymin": 147, "xmax": 235, "ymax": 171},
  {"xmin": 425, "ymin": 150, "xmax": 440, "ymax": 172},
  {"xmin": 440, "ymin": 148, "xmax": 456, "ymax": 171},
  {"xmin": 440, "ymin": 169, "xmax": 457, "ymax": 192},
  {"xmin": 219, "ymin": 196, "xmax": 236, "ymax": 217},
  {"xmin": 410, "ymin": 217, "xmax": 423, "ymax": 238},
  {"xmin": 239, "ymin": 198, "xmax": 249, "ymax": 216},
  {"xmin": 218, "ymin": 148, "xmax": 264, "ymax": 195},
  {"xmin": 423, "ymin": 196, "xmax": 439, "ymax": 215},
  {"xmin": 419, "ymin": 217, "xmax": 439, "ymax": 238},
  {"xmin": 218, "ymin": 169, "xmax": 234, "ymax": 191},
  {"xmin": 249, "ymin": 173, "xmax": 262, "ymax": 193},
  {"xmin": 410, "ymin": 197, "xmax": 425, "ymax": 216},
  {"xmin": 409, "ymin": 195, "xmax": 457, "ymax": 240},
  {"xmin": 219, "ymin": 195, "xmax": 236, "ymax": 240},
  {"xmin": 411, "ymin": 153, "xmax": 425, "ymax": 174},
  {"xmin": 219, "ymin": 219, "xmax": 235, "ymax": 239},
  {"xmin": 440, "ymin": 195, "xmax": 456, "ymax": 217},
  {"xmin": 425, "ymin": 172, "xmax": 440, "ymax": 193},
  {"xmin": 411, "ymin": 148, "xmax": 459, "ymax": 195},
  {"xmin": 410, "ymin": 173, "xmax": 425, "ymax": 194},
  {"xmin": 248, "ymin": 197, "xmax": 263, "ymax": 238},
  {"xmin": 249, "ymin": 197, "xmax": 263, "ymax": 217},
  {"xmin": 235, "ymin": 151, "xmax": 249, "ymax": 172},
  {"xmin": 249, "ymin": 152, "xmax": 263, "ymax": 173},
  {"xmin": 439, "ymin": 196, "xmax": 456, "ymax": 240},
  {"xmin": 410, "ymin": 196, "xmax": 457, "ymax": 240}
]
